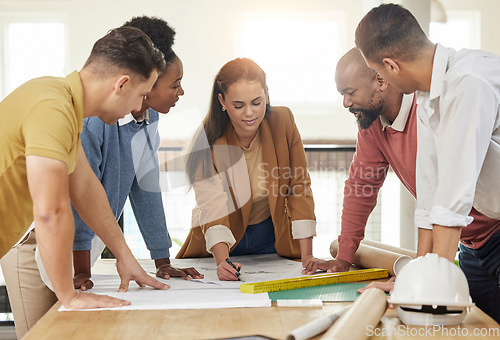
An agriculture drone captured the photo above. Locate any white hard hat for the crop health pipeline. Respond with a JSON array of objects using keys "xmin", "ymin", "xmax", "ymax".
[{"xmin": 388, "ymin": 253, "xmax": 474, "ymax": 326}]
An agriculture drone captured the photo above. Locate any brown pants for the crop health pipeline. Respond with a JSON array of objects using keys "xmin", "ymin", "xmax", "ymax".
[{"xmin": 0, "ymin": 230, "xmax": 57, "ymax": 339}]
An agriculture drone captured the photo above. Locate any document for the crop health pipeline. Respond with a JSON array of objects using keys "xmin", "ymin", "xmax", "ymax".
[
  {"xmin": 60, "ymin": 254, "xmax": 305, "ymax": 311},
  {"xmin": 59, "ymin": 286, "xmax": 271, "ymax": 311}
]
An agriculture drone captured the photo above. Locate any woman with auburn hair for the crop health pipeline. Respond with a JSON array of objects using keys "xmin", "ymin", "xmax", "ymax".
[{"xmin": 177, "ymin": 58, "xmax": 324, "ymax": 280}]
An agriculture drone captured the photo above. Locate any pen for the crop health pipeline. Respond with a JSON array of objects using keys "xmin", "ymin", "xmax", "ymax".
[{"xmin": 225, "ymin": 258, "xmax": 244, "ymax": 281}]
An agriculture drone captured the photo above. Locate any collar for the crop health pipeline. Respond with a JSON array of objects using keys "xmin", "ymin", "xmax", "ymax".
[
  {"xmin": 428, "ymin": 43, "xmax": 453, "ymax": 101},
  {"xmin": 118, "ymin": 110, "xmax": 150, "ymax": 126},
  {"xmin": 379, "ymin": 93, "xmax": 414, "ymax": 132}
]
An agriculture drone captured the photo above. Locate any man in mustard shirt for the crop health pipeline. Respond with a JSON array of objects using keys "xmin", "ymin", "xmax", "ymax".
[{"xmin": 0, "ymin": 26, "xmax": 169, "ymax": 311}]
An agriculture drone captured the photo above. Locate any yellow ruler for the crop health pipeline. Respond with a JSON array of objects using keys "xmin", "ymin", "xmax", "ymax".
[{"xmin": 240, "ymin": 268, "xmax": 388, "ymax": 294}]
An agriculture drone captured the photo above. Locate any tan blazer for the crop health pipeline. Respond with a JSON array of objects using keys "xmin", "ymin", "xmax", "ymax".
[{"xmin": 176, "ymin": 106, "xmax": 315, "ymax": 259}]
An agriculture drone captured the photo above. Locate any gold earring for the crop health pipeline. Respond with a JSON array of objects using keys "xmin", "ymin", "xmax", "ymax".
[{"xmin": 222, "ymin": 107, "xmax": 226, "ymax": 111}]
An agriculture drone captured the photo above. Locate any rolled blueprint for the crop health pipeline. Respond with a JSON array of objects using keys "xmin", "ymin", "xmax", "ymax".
[
  {"xmin": 360, "ymin": 239, "xmax": 416, "ymax": 258},
  {"xmin": 320, "ymin": 288, "xmax": 388, "ymax": 340},
  {"xmin": 330, "ymin": 240, "xmax": 413, "ymax": 276},
  {"xmin": 285, "ymin": 305, "xmax": 351, "ymax": 340}
]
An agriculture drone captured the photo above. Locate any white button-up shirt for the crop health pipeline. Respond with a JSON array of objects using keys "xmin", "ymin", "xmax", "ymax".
[
  {"xmin": 414, "ymin": 44, "xmax": 500, "ymax": 229},
  {"xmin": 380, "ymin": 93, "xmax": 414, "ymax": 132},
  {"xmin": 118, "ymin": 110, "xmax": 150, "ymax": 126}
]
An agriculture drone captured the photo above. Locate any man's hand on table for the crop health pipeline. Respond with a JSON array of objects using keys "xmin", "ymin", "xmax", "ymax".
[
  {"xmin": 64, "ymin": 290, "xmax": 131, "ymax": 309},
  {"xmin": 116, "ymin": 255, "xmax": 170, "ymax": 292},
  {"xmin": 302, "ymin": 258, "xmax": 352, "ymax": 275}
]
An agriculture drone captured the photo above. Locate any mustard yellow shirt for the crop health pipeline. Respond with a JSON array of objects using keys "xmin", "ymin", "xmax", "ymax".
[{"xmin": 0, "ymin": 71, "xmax": 84, "ymax": 257}]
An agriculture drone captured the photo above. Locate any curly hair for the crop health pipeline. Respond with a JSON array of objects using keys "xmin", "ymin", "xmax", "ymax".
[{"xmin": 123, "ymin": 16, "xmax": 177, "ymax": 63}]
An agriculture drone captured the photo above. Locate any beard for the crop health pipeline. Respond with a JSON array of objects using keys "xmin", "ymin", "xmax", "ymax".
[
  {"xmin": 350, "ymin": 91, "xmax": 384, "ymax": 130},
  {"xmin": 350, "ymin": 107, "xmax": 380, "ymax": 129}
]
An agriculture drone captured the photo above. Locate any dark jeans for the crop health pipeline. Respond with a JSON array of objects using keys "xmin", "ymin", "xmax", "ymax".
[
  {"xmin": 230, "ymin": 216, "xmax": 277, "ymax": 256},
  {"xmin": 459, "ymin": 231, "xmax": 500, "ymax": 323}
]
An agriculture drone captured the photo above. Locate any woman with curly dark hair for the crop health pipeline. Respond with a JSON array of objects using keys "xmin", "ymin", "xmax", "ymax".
[{"xmin": 64, "ymin": 15, "xmax": 203, "ymax": 291}]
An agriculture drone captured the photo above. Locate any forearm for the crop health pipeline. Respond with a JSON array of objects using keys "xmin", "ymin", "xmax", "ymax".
[
  {"xmin": 338, "ymin": 188, "xmax": 378, "ymax": 263},
  {"xmin": 71, "ymin": 186, "xmax": 129, "ymax": 259},
  {"xmin": 69, "ymin": 143, "xmax": 132, "ymax": 260},
  {"xmin": 210, "ymin": 242, "xmax": 230, "ymax": 265},
  {"xmin": 432, "ymin": 225, "xmax": 461, "ymax": 262},
  {"xmin": 416, "ymin": 228, "xmax": 433, "ymax": 257},
  {"xmin": 298, "ymin": 237, "xmax": 313, "ymax": 263},
  {"xmin": 73, "ymin": 250, "xmax": 91, "ymax": 276},
  {"xmin": 337, "ymin": 135, "xmax": 388, "ymax": 262},
  {"xmin": 35, "ymin": 204, "xmax": 76, "ymax": 305},
  {"xmin": 128, "ymin": 188, "xmax": 171, "ymax": 260}
]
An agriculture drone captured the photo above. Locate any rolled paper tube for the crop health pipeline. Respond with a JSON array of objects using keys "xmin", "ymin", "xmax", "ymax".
[
  {"xmin": 330, "ymin": 240, "xmax": 412, "ymax": 276},
  {"xmin": 320, "ymin": 288, "xmax": 388, "ymax": 340},
  {"xmin": 360, "ymin": 239, "xmax": 416, "ymax": 258},
  {"xmin": 285, "ymin": 305, "xmax": 351, "ymax": 340},
  {"xmin": 329, "ymin": 239, "xmax": 339, "ymax": 258}
]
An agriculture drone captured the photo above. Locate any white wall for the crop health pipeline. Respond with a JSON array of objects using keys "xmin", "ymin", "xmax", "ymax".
[
  {"xmin": 0, "ymin": 0, "xmax": 366, "ymax": 142},
  {"xmin": 439, "ymin": 0, "xmax": 500, "ymax": 55},
  {"xmin": 1, "ymin": 0, "xmax": 499, "ymax": 143}
]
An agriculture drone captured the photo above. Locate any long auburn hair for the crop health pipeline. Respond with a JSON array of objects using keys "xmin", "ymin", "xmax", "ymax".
[{"xmin": 185, "ymin": 58, "xmax": 271, "ymax": 185}]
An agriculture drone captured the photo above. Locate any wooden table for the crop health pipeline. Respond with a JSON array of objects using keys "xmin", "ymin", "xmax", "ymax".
[
  {"xmin": 24, "ymin": 301, "xmax": 500, "ymax": 340},
  {"xmin": 24, "ymin": 260, "xmax": 500, "ymax": 340}
]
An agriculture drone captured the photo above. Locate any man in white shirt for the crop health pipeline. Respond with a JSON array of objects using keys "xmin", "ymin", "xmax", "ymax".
[{"xmin": 354, "ymin": 3, "xmax": 500, "ymax": 323}]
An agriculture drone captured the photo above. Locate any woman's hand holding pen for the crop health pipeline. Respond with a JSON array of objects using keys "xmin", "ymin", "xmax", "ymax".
[
  {"xmin": 216, "ymin": 259, "xmax": 243, "ymax": 281},
  {"xmin": 211, "ymin": 242, "xmax": 242, "ymax": 281}
]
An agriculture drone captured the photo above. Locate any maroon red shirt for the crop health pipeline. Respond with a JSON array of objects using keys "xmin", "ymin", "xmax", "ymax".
[{"xmin": 337, "ymin": 95, "xmax": 500, "ymax": 263}]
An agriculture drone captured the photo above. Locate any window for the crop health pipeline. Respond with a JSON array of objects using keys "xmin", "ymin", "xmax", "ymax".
[
  {"xmin": 0, "ymin": 14, "xmax": 67, "ymax": 323},
  {"xmin": 429, "ymin": 11, "xmax": 481, "ymax": 50},
  {"xmin": 234, "ymin": 12, "xmax": 346, "ymax": 114},
  {"xmin": 0, "ymin": 18, "xmax": 67, "ymax": 100}
]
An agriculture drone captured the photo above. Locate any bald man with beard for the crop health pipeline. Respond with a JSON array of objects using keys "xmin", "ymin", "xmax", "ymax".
[{"xmin": 307, "ymin": 48, "xmax": 500, "ymax": 322}]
